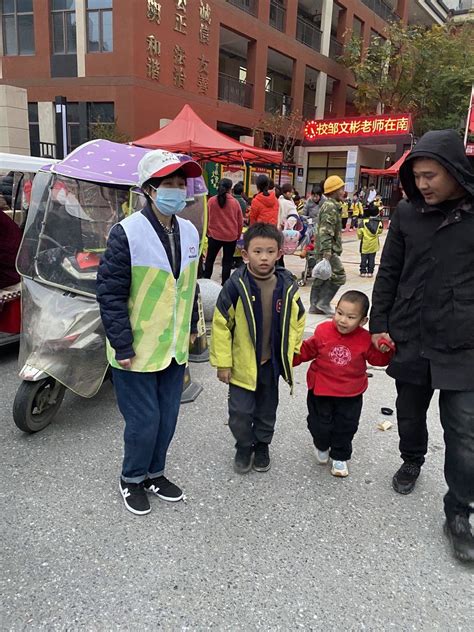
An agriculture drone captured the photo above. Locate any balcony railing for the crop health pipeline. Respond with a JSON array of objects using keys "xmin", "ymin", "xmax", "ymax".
[
  {"xmin": 361, "ymin": 0, "xmax": 400, "ymax": 22},
  {"xmin": 296, "ymin": 15, "xmax": 322, "ymax": 52},
  {"xmin": 218, "ymin": 73, "xmax": 253, "ymax": 108},
  {"xmin": 270, "ymin": 0, "xmax": 285, "ymax": 32},
  {"xmin": 329, "ymin": 36, "xmax": 343, "ymax": 60},
  {"xmin": 226, "ymin": 0, "xmax": 257, "ymax": 16},
  {"xmin": 30, "ymin": 141, "xmax": 57, "ymax": 159},
  {"xmin": 303, "ymin": 101, "xmax": 316, "ymax": 120},
  {"xmin": 265, "ymin": 90, "xmax": 293, "ymax": 116}
]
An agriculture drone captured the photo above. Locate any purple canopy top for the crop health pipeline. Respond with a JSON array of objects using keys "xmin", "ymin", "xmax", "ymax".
[{"xmin": 50, "ymin": 139, "xmax": 208, "ymax": 197}]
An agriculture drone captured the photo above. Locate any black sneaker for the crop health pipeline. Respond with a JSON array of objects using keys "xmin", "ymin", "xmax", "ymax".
[
  {"xmin": 392, "ymin": 462, "xmax": 421, "ymax": 495},
  {"xmin": 119, "ymin": 479, "xmax": 151, "ymax": 515},
  {"xmin": 234, "ymin": 447, "xmax": 253, "ymax": 474},
  {"xmin": 143, "ymin": 476, "xmax": 183, "ymax": 502},
  {"xmin": 444, "ymin": 515, "xmax": 474, "ymax": 563},
  {"xmin": 253, "ymin": 442, "xmax": 271, "ymax": 472}
]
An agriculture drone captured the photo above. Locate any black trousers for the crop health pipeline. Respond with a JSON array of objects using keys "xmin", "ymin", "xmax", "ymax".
[
  {"xmin": 360, "ymin": 252, "xmax": 376, "ymax": 274},
  {"xmin": 307, "ymin": 391, "xmax": 363, "ymax": 461},
  {"xmin": 396, "ymin": 380, "xmax": 474, "ymax": 518},
  {"xmin": 228, "ymin": 361, "xmax": 279, "ymax": 448},
  {"xmin": 204, "ymin": 237, "xmax": 237, "ymax": 284}
]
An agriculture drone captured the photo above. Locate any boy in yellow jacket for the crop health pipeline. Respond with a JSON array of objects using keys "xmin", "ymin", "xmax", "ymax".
[
  {"xmin": 210, "ymin": 222, "xmax": 305, "ymax": 474},
  {"xmin": 357, "ymin": 203, "xmax": 383, "ymax": 277}
]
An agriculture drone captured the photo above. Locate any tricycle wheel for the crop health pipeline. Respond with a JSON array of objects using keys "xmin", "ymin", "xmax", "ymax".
[{"xmin": 13, "ymin": 378, "xmax": 66, "ymax": 433}]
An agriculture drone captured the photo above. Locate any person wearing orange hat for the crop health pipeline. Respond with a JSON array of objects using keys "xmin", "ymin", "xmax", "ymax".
[
  {"xmin": 97, "ymin": 149, "xmax": 202, "ymax": 516},
  {"xmin": 309, "ymin": 175, "xmax": 346, "ymax": 315}
]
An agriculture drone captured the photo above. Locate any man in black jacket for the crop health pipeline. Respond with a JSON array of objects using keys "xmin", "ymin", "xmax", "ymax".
[{"xmin": 370, "ymin": 130, "xmax": 474, "ymax": 563}]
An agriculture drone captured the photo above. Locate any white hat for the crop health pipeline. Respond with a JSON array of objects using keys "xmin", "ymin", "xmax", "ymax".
[{"xmin": 137, "ymin": 149, "xmax": 202, "ymax": 187}]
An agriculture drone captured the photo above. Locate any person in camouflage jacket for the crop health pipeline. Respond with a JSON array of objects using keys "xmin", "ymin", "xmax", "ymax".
[{"xmin": 310, "ymin": 176, "xmax": 347, "ymax": 315}]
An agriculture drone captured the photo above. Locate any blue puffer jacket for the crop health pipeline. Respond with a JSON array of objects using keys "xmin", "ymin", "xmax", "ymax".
[{"xmin": 96, "ymin": 204, "xmax": 200, "ymax": 362}]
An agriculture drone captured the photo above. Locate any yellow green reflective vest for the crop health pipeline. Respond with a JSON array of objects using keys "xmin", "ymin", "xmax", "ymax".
[{"xmin": 107, "ymin": 212, "xmax": 199, "ymax": 372}]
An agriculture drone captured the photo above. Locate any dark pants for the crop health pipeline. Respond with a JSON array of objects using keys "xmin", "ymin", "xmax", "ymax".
[
  {"xmin": 396, "ymin": 380, "xmax": 474, "ymax": 517},
  {"xmin": 112, "ymin": 361, "xmax": 186, "ymax": 483},
  {"xmin": 228, "ymin": 361, "xmax": 279, "ymax": 448},
  {"xmin": 204, "ymin": 237, "xmax": 237, "ymax": 284},
  {"xmin": 307, "ymin": 392, "xmax": 363, "ymax": 461},
  {"xmin": 360, "ymin": 252, "xmax": 376, "ymax": 274}
]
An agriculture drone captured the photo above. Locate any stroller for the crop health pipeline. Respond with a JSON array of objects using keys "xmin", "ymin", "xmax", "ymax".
[{"xmin": 281, "ymin": 213, "xmax": 308, "ymax": 255}]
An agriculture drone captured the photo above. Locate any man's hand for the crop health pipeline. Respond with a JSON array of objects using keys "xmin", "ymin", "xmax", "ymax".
[
  {"xmin": 117, "ymin": 358, "xmax": 132, "ymax": 369},
  {"xmin": 323, "ymin": 251, "xmax": 332, "ymax": 260},
  {"xmin": 217, "ymin": 368, "xmax": 231, "ymax": 384},
  {"xmin": 371, "ymin": 332, "xmax": 394, "ymax": 353},
  {"xmin": 190, "ymin": 333, "xmax": 198, "ymax": 346}
]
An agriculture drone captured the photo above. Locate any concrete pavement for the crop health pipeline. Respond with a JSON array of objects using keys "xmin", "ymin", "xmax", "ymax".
[{"xmin": 1, "ymin": 233, "xmax": 473, "ymax": 630}]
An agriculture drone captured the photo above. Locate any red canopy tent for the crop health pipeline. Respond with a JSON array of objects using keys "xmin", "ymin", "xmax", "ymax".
[
  {"xmin": 360, "ymin": 150, "xmax": 410, "ymax": 177},
  {"xmin": 133, "ymin": 104, "xmax": 283, "ymax": 165}
]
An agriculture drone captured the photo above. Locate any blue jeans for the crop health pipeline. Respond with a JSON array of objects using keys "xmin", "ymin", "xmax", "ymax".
[{"xmin": 112, "ymin": 361, "xmax": 186, "ymax": 483}]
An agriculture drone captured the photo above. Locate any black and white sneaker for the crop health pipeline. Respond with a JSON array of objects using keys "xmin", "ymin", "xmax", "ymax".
[
  {"xmin": 143, "ymin": 476, "xmax": 184, "ymax": 502},
  {"xmin": 119, "ymin": 479, "xmax": 151, "ymax": 515}
]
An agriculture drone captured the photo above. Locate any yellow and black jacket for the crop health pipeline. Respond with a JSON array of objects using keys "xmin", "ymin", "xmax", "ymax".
[{"xmin": 210, "ymin": 266, "xmax": 306, "ymax": 391}]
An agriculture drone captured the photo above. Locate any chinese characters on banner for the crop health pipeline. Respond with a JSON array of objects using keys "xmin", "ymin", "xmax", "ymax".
[
  {"xmin": 144, "ymin": 0, "xmax": 211, "ymax": 91},
  {"xmin": 304, "ymin": 115, "xmax": 412, "ymax": 141}
]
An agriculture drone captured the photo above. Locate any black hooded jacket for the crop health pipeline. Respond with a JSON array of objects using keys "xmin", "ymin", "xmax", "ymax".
[{"xmin": 370, "ymin": 130, "xmax": 474, "ymax": 389}]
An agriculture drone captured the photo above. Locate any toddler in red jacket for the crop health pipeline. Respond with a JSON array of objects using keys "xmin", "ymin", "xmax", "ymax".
[{"xmin": 294, "ymin": 290, "xmax": 394, "ymax": 477}]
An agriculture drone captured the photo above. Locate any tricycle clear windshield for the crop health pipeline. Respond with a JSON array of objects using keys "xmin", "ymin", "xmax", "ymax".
[{"xmin": 17, "ymin": 174, "xmax": 129, "ymax": 296}]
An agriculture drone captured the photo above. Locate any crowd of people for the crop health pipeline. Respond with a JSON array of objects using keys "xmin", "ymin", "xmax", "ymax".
[{"xmin": 97, "ymin": 129, "xmax": 474, "ymax": 566}]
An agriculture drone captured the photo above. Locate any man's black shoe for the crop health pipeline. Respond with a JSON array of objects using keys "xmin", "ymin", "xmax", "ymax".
[
  {"xmin": 119, "ymin": 479, "xmax": 151, "ymax": 515},
  {"xmin": 234, "ymin": 447, "xmax": 253, "ymax": 474},
  {"xmin": 253, "ymin": 442, "xmax": 271, "ymax": 472},
  {"xmin": 392, "ymin": 462, "xmax": 421, "ymax": 495},
  {"xmin": 144, "ymin": 476, "xmax": 183, "ymax": 502},
  {"xmin": 444, "ymin": 515, "xmax": 474, "ymax": 563}
]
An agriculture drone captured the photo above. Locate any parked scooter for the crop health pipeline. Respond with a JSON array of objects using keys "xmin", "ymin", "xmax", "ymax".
[{"xmin": 13, "ymin": 140, "xmax": 207, "ymax": 432}]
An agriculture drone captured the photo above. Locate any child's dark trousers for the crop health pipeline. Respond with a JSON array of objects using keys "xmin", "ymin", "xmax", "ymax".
[
  {"xmin": 228, "ymin": 361, "xmax": 279, "ymax": 448},
  {"xmin": 360, "ymin": 252, "xmax": 376, "ymax": 274},
  {"xmin": 307, "ymin": 391, "xmax": 363, "ymax": 460},
  {"xmin": 112, "ymin": 360, "xmax": 186, "ymax": 483}
]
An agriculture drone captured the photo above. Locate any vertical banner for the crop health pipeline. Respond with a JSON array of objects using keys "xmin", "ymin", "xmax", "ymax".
[{"xmin": 345, "ymin": 149, "xmax": 358, "ymax": 193}]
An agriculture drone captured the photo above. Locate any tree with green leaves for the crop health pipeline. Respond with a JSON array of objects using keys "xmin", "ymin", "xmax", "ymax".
[{"xmin": 341, "ymin": 22, "xmax": 474, "ymax": 136}]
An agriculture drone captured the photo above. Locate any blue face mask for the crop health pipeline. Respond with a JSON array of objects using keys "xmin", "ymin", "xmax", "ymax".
[{"xmin": 152, "ymin": 187, "xmax": 187, "ymax": 216}]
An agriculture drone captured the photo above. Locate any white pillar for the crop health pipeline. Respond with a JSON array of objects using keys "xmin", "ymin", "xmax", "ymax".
[
  {"xmin": 76, "ymin": 0, "xmax": 87, "ymax": 78},
  {"xmin": 38, "ymin": 102, "xmax": 56, "ymax": 145},
  {"xmin": 315, "ymin": 72, "xmax": 328, "ymax": 120},
  {"xmin": 320, "ymin": 0, "xmax": 333, "ymax": 57},
  {"xmin": 0, "ymin": 85, "xmax": 30, "ymax": 154}
]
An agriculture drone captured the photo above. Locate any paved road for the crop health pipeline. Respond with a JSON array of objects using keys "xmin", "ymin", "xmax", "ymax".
[{"xmin": 1, "ymin": 239, "xmax": 473, "ymax": 630}]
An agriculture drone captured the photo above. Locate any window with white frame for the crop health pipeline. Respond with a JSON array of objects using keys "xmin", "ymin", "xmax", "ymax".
[
  {"xmin": 87, "ymin": 0, "xmax": 112, "ymax": 53},
  {"xmin": 51, "ymin": 0, "xmax": 77, "ymax": 55},
  {"xmin": 1, "ymin": 0, "xmax": 35, "ymax": 56}
]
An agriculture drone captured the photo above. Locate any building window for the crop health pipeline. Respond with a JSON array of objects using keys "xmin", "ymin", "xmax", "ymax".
[
  {"xmin": 87, "ymin": 0, "xmax": 113, "ymax": 53},
  {"xmin": 307, "ymin": 152, "xmax": 347, "ymax": 191},
  {"xmin": 88, "ymin": 102, "xmax": 114, "ymax": 136},
  {"xmin": 28, "ymin": 102, "xmax": 40, "ymax": 155},
  {"xmin": 52, "ymin": 0, "xmax": 77, "ymax": 55},
  {"xmin": 66, "ymin": 102, "xmax": 81, "ymax": 151},
  {"xmin": 1, "ymin": 0, "xmax": 35, "ymax": 56}
]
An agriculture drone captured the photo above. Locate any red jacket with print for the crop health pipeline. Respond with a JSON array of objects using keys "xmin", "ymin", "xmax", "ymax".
[{"xmin": 293, "ymin": 320, "xmax": 393, "ymax": 397}]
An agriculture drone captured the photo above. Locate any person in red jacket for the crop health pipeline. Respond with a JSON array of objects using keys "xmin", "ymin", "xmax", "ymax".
[
  {"xmin": 294, "ymin": 290, "xmax": 393, "ymax": 477},
  {"xmin": 204, "ymin": 178, "xmax": 244, "ymax": 284},
  {"xmin": 249, "ymin": 174, "xmax": 279, "ymax": 225}
]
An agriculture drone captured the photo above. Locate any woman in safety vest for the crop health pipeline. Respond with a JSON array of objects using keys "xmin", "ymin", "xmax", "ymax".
[{"xmin": 97, "ymin": 149, "xmax": 202, "ymax": 516}]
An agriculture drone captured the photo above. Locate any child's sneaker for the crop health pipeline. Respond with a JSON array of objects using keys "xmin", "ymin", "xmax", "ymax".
[
  {"xmin": 314, "ymin": 447, "xmax": 329, "ymax": 464},
  {"xmin": 234, "ymin": 446, "xmax": 253, "ymax": 474},
  {"xmin": 143, "ymin": 475, "xmax": 183, "ymax": 502},
  {"xmin": 119, "ymin": 479, "xmax": 151, "ymax": 515},
  {"xmin": 253, "ymin": 442, "xmax": 271, "ymax": 472},
  {"xmin": 331, "ymin": 460, "xmax": 349, "ymax": 477}
]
